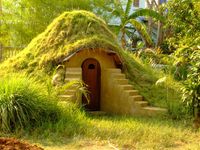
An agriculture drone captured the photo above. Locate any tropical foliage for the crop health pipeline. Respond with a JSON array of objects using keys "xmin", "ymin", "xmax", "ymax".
[
  {"xmin": 181, "ymin": 51, "xmax": 200, "ymax": 117},
  {"xmin": 104, "ymin": 0, "xmax": 165, "ymax": 48},
  {"xmin": 1, "ymin": 0, "xmax": 92, "ymax": 46},
  {"xmin": 164, "ymin": 0, "xmax": 200, "ymax": 51},
  {"xmin": 162, "ymin": 0, "xmax": 200, "ymax": 118}
]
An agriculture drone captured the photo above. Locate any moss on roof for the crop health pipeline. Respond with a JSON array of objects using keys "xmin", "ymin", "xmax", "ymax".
[{"xmin": 1, "ymin": 10, "xmax": 121, "ymax": 74}]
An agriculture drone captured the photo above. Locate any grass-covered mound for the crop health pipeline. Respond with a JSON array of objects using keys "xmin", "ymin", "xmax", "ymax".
[
  {"xmin": 0, "ymin": 10, "xmax": 185, "ymax": 117},
  {"xmin": 0, "ymin": 10, "xmax": 120, "ymax": 75}
]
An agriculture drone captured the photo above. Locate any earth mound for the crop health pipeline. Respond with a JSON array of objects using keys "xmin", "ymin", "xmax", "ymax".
[
  {"xmin": 0, "ymin": 138, "xmax": 43, "ymax": 150},
  {"xmin": 1, "ymin": 10, "xmax": 120, "ymax": 75}
]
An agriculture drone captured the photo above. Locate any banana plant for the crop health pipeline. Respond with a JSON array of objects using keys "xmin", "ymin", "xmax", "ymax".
[{"xmin": 109, "ymin": 0, "xmax": 165, "ymax": 48}]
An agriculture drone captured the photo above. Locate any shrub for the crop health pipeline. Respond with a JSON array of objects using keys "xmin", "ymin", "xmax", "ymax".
[
  {"xmin": 0, "ymin": 75, "xmax": 60, "ymax": 132},
  {"xmin": 56, "ymin": 80, "xmax": 89, "ymax": 105},
  {"xmin": 182, "ymin": 51, "xmax": 200, "ymax": 118}
]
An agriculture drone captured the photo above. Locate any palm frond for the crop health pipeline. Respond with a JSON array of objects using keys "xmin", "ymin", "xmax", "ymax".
[
  {"xmin": 108, "ymin": 24, "xmax": 121, "ymax": 34},
  {"xmin": 128, "ymin": 8, "xmax": 165, "ymax": 22},
  {"xmin": 125, "ymin": 0, "xmax": 133, "ymax": 19},
  {"xmin": 113, "ymin": 0, "xmax": 125, "ymax": 21},
  {"xmin": 111, "ymin": 9, "xmax": 122, "ymax": 17},
  {"xmin": 127, "ymin": 19, "xmax": 153, "ymax": 47}
]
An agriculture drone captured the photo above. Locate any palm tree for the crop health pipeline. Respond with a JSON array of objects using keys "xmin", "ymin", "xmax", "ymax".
[{"xmin": 108, "ymin": 0, "xmax": 165, "ymax": 48}]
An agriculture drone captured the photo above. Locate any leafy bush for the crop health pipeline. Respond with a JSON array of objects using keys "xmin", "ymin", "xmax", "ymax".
[
  {"xmin": 0, "ymin": 75, "xmax": 60, "ymax": 132},
  {"xmin": 181, "ymin": 51, "xmax": 200, "ymax": 117}
]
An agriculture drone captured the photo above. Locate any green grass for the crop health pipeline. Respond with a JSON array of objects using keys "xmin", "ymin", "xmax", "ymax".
[
  {"xmin": 0, "ymin": 75, "xmax": 62, "ymax": 132},
  {"xmin": 0, "ymin": 74, "xmax": 196, "ymax": 149},
  {"xmin": 2, "ymin": 113, "xmax": 199, "ymax": 150}
]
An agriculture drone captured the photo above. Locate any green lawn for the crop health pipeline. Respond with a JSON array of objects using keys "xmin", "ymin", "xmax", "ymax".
[{"xmin": 3, "ymin": 114, "xmax": 199, "ymax": 150}]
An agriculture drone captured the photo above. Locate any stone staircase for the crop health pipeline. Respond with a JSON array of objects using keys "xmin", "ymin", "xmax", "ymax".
[
  {"xmin": 58, "ymin": 68, "xmax": 82, "ymax": 103},
  {"xmin": 105, "ymin": 68, "xmax": 167, "ymax": 116},
  {"xmin": 58, "ymin": 67, "xmax": 167, "ymax": 116}
]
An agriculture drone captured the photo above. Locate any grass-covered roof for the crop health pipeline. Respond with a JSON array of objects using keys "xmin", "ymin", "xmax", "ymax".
[
  {"xmin": 0, "ymin": 10, "xmax": 183, "ymax": 113},
  {"xmin": 2, "ymin": 10, "xmax": 121, "ymax": 74}
]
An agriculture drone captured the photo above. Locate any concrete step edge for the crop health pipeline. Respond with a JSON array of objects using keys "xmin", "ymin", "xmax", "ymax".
[
  {"xmin": 125, "ymin": 90, "xmax": 139, "ymax": 95},
  {"xmin": 142, "ymin": 106, "xmax": 167, "ymax": 112},
  {"xmin": 131, "ymin": 95, "xmax": 143, "ymax": 101},
  {"xmin": 65, "ymin": 72, "xmax": 82, "ymax": 75},
  {"xmin": 65, "ymin": 78, "xmax": 81, "ymax": 81},
  {"xmin": 114, "ymin": 79, "xmax": 129, "ymax": 84},
  {"xmin": 65, "ymin": 74, "xmax": 82, "ymax": 78},
  {"xmin": 66, "ymin": 68, "xmax": 82, "ymax": 70},
  {"xmin": 58, "ymin": 95, "xmax": 73, "ymax": 98},
  {"xmin": 111, "ymin": 73, "xmax": 126, "ymax": 78},
  {"xmin": 135, "ymin": 101, "xmax": 148, "ymax": 105},
  {"xmin": 119, "ymin": 85, "xmax": 133, "ymax": 90},
  {"xmin": 105, "ymin": 68, "xmax": 121, "ymax": 73},
  {"xmin": 64, "ymin": 90, "xmax": 76, "ymax": 94}
]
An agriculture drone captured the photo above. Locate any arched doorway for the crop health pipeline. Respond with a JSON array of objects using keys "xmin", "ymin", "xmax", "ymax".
[{"xmin": 82, "ymin": 58, "xmax": 101, "ymax": 111}]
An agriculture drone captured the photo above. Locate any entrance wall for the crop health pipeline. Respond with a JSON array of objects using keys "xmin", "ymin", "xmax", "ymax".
[{"xmin": 64, "ymin": 48, "xmax": 116, "ymax": 110}]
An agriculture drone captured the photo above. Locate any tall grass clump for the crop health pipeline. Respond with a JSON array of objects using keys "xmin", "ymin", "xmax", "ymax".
[
  {"xmin": 37, "ymin": 102, "xmax": 88, "ymax": 139},
  {"xmin": 0, "ymin": 75, "xmax": 60, "ymax": 132}
]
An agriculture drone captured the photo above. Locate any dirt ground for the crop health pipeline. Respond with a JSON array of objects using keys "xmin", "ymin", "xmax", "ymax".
[{"xmin": 0, "ymin": 138, "xmax": 43, "ymax": 150}]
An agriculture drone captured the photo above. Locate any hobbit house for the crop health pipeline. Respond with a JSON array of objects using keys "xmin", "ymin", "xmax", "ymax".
[
  {"xmin": 6, "ymin": 10, "xmax": 167, "ymax": 116},
  {"xmin": 51, "ymin": 11, "xmax": 167, "ymax": 116}
]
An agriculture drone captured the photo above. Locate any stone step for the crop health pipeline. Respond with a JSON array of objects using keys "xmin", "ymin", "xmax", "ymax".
[
  {"xmin": 142, "ymin": 106, "xmax": 167, "ymax": 115},
  {"xmin": 65, "ymin": 72, "xmax": 82, "ymax": 78},
  {"xmin": 111, "ymin": 73, "xmax": 126, "ymax": 79},
  {"xmin": 106, "ymin": 68, "xmax": 121, "ymax": 73},
  {"xmin": 66, "ymin": 71, "xmax": 81, "ymax": 74},
  {"xmin": 115, "ymin": 79, "xmax": 129, "ymax": 84},
  {"xmin": 132, "ymin": 95, "xmax": 143, "ymax": 101},
  {"xmin": 58, "ymin": 94, "xmax": 73, "ymax": 100},
  {"xmin": 65, "ymin": 74, "xmax": 82, "ymax": 79},
  {"xmin": 64, "ymin": 89, "xmax": 76, "ymax": 95},
  {"xmin": 63, "ymin": 84, "xmax": 79, "ymax": 90},
  {"xmin": 125, "ymin": 90, "xmax": 139, "ymax": 96},
  {"xmin": 65, "ymin": 78, "xmax": 81, "ymax": 82},
  {"xmin": 58, "ymin": 101, "xmax": 68, "ymax": 106},
  {"xmin": 135, "ymin": 101, "xmax": 148, "ymax": 107},
  {"xmin": 66, "ymin": 68, "xmax": 82, "ymax": 72},
  {"xmin": 119, "ymin": 85, "xmax": 133, "ymax": 90}
]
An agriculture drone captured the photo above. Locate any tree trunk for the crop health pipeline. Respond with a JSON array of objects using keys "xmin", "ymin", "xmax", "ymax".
[
  {"xmin": 146, "ymin": 0, "xmax": 153, "ymax": 36},
  {"xmin": 156, "ymin": 21, "xmax": 164, "ymax": 47},
  {"xmin": 193, "ymin": 106, "xmax": 200, "ymax": 129}
]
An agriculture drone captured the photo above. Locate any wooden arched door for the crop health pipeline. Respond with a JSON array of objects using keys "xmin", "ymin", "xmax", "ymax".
[{"xmin": 82, "ymin": 58, "xmax": 101, "ymax": 111}]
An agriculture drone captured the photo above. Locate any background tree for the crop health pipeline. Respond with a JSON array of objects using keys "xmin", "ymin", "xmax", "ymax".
[
  {"xmin": 182, "ymin": 51, "xmax": 200, "ymax": 120},
  {"xmin": 164, "ymin": 0, "xmax": 200, "ymax": 51},
  {"xmin": 106, "ymin": 0, "xmax": 165, "ymax": 48},
  {"xmin": 1, "ymin": 0, "xmax": 92, "ymax": 47},
  {"xmin": 164, "ymin": 0, "xmax": 200, "ymax": 121}
]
